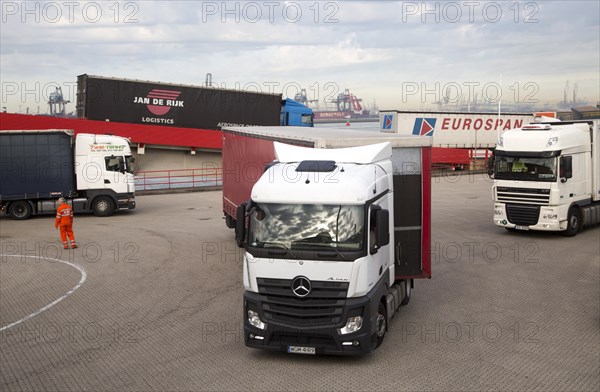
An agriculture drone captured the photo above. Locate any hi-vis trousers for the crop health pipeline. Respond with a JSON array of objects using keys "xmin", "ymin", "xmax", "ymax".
[{"xmin": 59, "ymin": 225, "xmax": 76, "ymax": 248}]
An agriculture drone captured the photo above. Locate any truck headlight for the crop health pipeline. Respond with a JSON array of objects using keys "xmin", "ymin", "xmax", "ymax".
[
  {"xmin": 541, "ymin": 208, "xmax": 557, "ymax": 220},
  {"xmin": 338, "ymin": 316, "xmax": 363, "ymax": 335},
  {"xmin": 494, "ymin": 209, "xmax": 503, "ymax": 216},
  {"xmin": 247, "ymin": 310, "xmax": 266, "ymax": 330}
]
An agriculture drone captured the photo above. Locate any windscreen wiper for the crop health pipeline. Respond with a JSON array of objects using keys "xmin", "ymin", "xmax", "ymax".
[
  {"xmin": 316, "ymin": 245, "xmax": 349, "ymax": 261},
  {"xmin": 292, "ymin": 240, "xmax": 349, "ymax": 261},
  {"xmin": 258, "ymin": 241, "xmax": 298, "ymax": 259}
]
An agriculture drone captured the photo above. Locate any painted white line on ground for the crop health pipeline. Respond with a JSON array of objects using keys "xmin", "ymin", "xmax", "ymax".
[{"xmin": 0, "ymin": 253, "xmax": 87, "ymax": 332}]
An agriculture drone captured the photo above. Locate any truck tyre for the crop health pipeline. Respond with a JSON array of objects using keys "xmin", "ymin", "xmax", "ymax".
[
  {"xmin": 564, "ymin": 207, "xmax": 581, "ymax": 237},
  {"xmin": 401, "ymin": 279, "xmax": 412, "ymax": 305},
  {"xmin": 375, "ymin": 302, "xmax": 387, "ymax": 348},
  {"xmin": 92, "ymin": 196, "xmax": 115, "ymax": 217},
  {"xmin": 8, "ymin": 201, "xmax": 32, "ymax": 220},
  {"xmin": 225, "ymin": 215, "xmax": 236, "ymax": 229}
]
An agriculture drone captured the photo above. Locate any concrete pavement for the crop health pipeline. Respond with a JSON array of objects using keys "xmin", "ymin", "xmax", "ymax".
[{"xmin": 1, "ymin": 173, "xmax": 598, "ymax": 391}]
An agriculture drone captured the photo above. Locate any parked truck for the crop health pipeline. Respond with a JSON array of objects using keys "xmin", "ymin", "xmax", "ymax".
[
  {"xmin": 492, "ymin": 120, "xmax": 600, "ymax": 236},
  {"xmin": 223, "ymin": 126, "xmax": 431, "ymax": 355},
  {"xmin": 280, "ymin": 98, "xmax": 314, "ymax": 127},
  {"xmin": 0, "ymin": 130, "xmax": 136, "ymax": 220}
]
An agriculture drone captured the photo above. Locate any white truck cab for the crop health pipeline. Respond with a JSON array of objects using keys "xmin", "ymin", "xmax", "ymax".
[{"xmin": 492, "ymin": 120, "xmax": 600, "ymax": 236}]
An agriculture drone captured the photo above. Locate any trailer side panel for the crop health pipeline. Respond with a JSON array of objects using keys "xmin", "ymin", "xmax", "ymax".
[
  {"xmin": 77, "ymin": 74, "xmax": 282, "ymax": 130},
  {"xmin": 0, "ymin": 132, "xmax": 75, "ymax": 200},
  {"xmin": 222, "ymin": 132, "xmax": 276, "ymax": 219},
  {"xmin": 593, "ymin": 123, "xmax": 600, "ymax": 202}
]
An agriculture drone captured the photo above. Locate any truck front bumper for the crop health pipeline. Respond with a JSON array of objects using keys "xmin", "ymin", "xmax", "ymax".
[
  {"xmin": 493, "ymin": 203, "xmax": 563, "ymax": 231},
  {"xmin": 117, "ymin": 193, "xmax": 136, "ymax": 210},
  {"xmin": 243, "ymin": 291, "xmax": 378, "ymax": 356}
]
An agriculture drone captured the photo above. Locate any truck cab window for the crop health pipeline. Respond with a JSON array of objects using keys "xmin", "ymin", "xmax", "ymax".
[
  {"xmin": 302, "ymin": 114, "xmax": 314, "ymax": 126},
  {"xmin": 105, "ymin": 156, "xmax": 124, "ymax": 172},
  {"xmin": 125, "ymin": 156, "xmax": 136, "ymax": 174}
]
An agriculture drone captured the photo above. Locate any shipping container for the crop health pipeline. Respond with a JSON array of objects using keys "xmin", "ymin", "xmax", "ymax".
[
  {"xmin": 77, "ymin": 74, "xmax": 283, "ymax": 130},
  {"xmin": 0, "ymin": 131, "xmax": 75, "ymax": 200}
]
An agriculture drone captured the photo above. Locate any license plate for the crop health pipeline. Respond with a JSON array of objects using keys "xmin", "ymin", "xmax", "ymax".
[
  {"xmin": 287, "ymin": 346, "xmax": 316, "ymax": 355},
  {"xmin": 515, "ymin": 225, "xmax": 530, "ymax": 231}
]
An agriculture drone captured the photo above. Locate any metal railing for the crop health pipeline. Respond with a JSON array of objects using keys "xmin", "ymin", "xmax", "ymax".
[{"xmin": 134, "ymin": 167, "xmax": 222, "ymax": 191}]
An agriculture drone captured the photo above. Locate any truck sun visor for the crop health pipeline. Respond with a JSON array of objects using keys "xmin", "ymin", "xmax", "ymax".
[{"xmin": 295, "ymin": 160, "xmax": 337, "ymax": 172}]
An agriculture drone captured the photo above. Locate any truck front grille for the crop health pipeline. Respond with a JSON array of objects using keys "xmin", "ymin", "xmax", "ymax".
[
  {"xmin": 496, "ymin": 187, "xmax": 550, "ymax": 206},
  {"xmin": 506, "ymin": 204, "xmax": 540, "ymax": 226},
  {"xmin": 256, "ymin": 278, "xmax": 349, "ymax": 326}
]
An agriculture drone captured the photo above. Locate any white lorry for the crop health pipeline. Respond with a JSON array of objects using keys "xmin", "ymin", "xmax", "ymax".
[
  {"xmin": 492, "ymin": 120, "xmax": 600, "ymax": 236},
  {"xmin": 0, "ymin": 130, "xmax": 136, "ymax": 219},
  {"xmin": 229, "ymin": 126, "xmax": 431, "ymax": 355}
]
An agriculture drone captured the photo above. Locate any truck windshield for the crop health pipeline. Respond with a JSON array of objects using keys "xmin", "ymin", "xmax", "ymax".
[
  {"xmin": 494, "ymin": 156, "xmax": 557, "ymax": 182},
  {"xmin": 249, "ymin": 203, "xmax": 364, "ymax": 257}
]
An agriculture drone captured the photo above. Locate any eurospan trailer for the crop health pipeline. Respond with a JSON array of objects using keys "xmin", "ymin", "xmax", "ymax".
[
  {"xmin": 222, "ymin": 126, "xmax": 432, "ymax": 355},
  {"xmin": 492, "ymin": 120, "xmax": 600, "ymax": 236},
  {"xmin": 0, "ymin": 130, "xmax": 135, "ymax": 220},
  {"xmin": 380, "ymin": 110, "xmax": 535, "ymax": 147}
]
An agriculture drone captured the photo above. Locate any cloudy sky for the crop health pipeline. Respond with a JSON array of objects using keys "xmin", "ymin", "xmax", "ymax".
[{"xmin": 1, "ymin": 1, "xmax": 598, "ymax": 114}]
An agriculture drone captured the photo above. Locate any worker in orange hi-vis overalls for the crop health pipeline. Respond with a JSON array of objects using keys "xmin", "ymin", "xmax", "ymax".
[{"xmin": 55, "ymin": 197, "xmax": 77, "ymax": 249}]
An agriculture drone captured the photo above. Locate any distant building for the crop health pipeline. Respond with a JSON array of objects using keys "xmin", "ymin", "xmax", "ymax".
[
  {"xmin": 557, "ymin": 110, "xmax": 574, "ymax": 121},
  {"xmin": 572, "ymin": 105, "xmax": 600, "ymax": 120},
  {"xmin": 557, "ymin": 105, "xmax": 600, "ymax": 121}
]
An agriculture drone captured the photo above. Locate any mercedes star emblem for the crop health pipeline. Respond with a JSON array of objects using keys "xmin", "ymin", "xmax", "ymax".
[{"xmin": 292, "ymin": 276, "xmax": 311, "ymax": 298}]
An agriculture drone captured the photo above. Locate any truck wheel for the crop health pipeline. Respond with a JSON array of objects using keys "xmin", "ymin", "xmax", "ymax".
[
  {"xmin": 375, "ymin": 302, "xmax": 387, "ymax": 348},
  {"xmin": 8, "ymin": 201, "xmax": 32, "ymax": 220},
  {"xmin": 401, "ymin": 279, "xmax": 412, "ymax": 305},
  {"xmin": 225, "ymin": 214, "xmax": 236, "ymax": 229},
  {"xmin": 92, "ymin": 196, "xmax": 115, "ymax": 217},
  {"xmin": 563, "ymin": 207, "xmax": 581, "ymax": 237}
]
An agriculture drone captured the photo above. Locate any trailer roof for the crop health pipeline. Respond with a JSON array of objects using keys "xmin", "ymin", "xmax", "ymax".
[
  {"xmin": 0, "ymin": 129, "xmax": 74, "ymax": 136},
  {"xmin": 79, "ymin": 74, "xmax": 281, "ymax": 97},
  {"xmin": 380, "ymin": 109, "xmax": 533, "ymax": 116},
  {"xmin": 223, "ymin": 126, "xmax": 432, "ymax": 148}
]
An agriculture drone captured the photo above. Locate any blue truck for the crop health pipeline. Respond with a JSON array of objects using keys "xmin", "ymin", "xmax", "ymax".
[{"xmin": 281, "ymin": 98, "xmax": 314, "ymax": 127}]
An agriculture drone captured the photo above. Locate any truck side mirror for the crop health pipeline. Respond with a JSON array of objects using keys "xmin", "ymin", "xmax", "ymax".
[
  {"xmin": 235, "ymin": 203, "xmax": 247, "ymax": 247},
  {"xmin": 374, "ymin": 209, "xmax": 390, "ymax": 248},
  {"xmin": 487, "ymin": 152, "xmax": 495, "ymax": 178},
  {"xmin": 560, "ymin": 156, "xmax": 572, "ymax": 182}
]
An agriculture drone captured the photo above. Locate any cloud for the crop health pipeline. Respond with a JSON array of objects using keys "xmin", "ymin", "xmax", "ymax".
[{"xmin": 1, "ymin": 1, "xmax": 598, "ymax": 111}]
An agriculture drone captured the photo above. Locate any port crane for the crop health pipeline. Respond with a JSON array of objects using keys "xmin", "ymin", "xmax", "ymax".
[
  {"xmin": 327, "ymin": 89, "xmax": 364, "ymax": 114},
  {"xmin": 48, "ymin": 87, "xmax": 70, "ymax": 116},
  {"xmin": 293, "ymin": 89, "xmax": 319, "ymax": 107}
]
